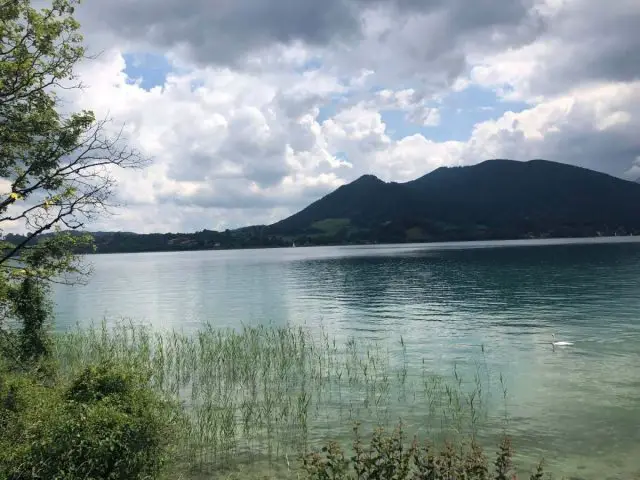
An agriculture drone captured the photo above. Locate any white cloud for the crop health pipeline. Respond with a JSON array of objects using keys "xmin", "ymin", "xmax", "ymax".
[
  {"xmin": 368, "ymin": 89, "xmax": 441, "ymax": 126},
  {"xmin": 373, "ymin": 136, "xmax": 466, "ymax": 182},
  {"xmin": 463, "ymin": 82, "xmax": 640, "ymax": 174},
  {"xmin": 22, "ymin": 0, "xmax": 638, "ymax": 233}
]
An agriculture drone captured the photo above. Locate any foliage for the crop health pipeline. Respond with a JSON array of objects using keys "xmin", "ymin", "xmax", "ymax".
[
  {"xmin": 0, "ymin": 5, "xmax": 158, "ymax": 476},
  {"xmin": 310, "ymin": 218, "xmax": 352, "ymax": 235},
  {"xmin": 10, "ymin": 276, "xmax": 52, "ymax": 360},
  {"xmin": 66, "ymin": 360, "xmax": 140, "ymax": 403},
  {"xmin": 0, "ymin": 0, "xmax": 144, "ymax": 358},
  {"xmin": 0, "ymin": 360, "xmax": 181, "ymax": 480},
  {"xmin": 52, "ymin": 321, "xmax": 494, "ymax": 474},
  {"xmin": 303, "ymin": 422, "xmax": 545, "ymax": 480},
  {"xmin": 47, "ymin": 324, "xmax": 559, "ymax": 479}
]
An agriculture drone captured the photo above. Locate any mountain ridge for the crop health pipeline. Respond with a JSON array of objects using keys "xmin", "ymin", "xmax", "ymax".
[
  {"xmin": 4, "ymin": 159, "xmax": 640, "ymax": 252},
  {"xmin": 268, "ymin": 158, "xmax": 640, "ymax": 244}
]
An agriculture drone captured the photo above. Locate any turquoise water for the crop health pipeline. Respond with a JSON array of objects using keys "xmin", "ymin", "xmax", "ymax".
[{"xmin": 52, "ymin": 237, "xmax": 640, "ymax": 479}]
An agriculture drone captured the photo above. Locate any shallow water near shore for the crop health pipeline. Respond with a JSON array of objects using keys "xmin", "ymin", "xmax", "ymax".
[{"xmin": 52, "ymin": 237, "xmax": 640, "ymax": 479}]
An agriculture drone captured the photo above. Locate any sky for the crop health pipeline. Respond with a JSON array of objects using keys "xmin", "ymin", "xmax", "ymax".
[{"xmin": 54, "ymin": 0, "xmax": 640, "ymax": 233}]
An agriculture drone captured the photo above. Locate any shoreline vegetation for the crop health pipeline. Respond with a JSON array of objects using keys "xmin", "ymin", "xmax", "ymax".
[
  {"xmin": 49, "ymin": 322, "xmax": 546, "ymax": 479},
  {"xmin": 3, "ymin": 231, "xmax": 640, "ymax": 257},
  {"xmin": 53, "ymin": 322, "xmax": 488, "ymax": 467}
]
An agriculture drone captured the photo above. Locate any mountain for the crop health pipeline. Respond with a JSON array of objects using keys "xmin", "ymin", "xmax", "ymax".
[
  {"xmin": 269, "ymin": 174, "xmax": 420, "ymax": 235},
  {"xmin": 267, "ymin": 159, "xmax": 640, "ymax": 244},
  {"xmin": 5, "ymin": 159, "xmax": 639, "ymax": 253}
]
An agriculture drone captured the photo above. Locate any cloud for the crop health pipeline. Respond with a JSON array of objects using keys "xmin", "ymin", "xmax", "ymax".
[
  {"xmin": 369, "ymin": 89, "xmax": 441, "ymax": 126},
  {"xmin": 63, "ymin": 49, "xmax": 352, "ymax": 229},
  {"xmin": 470, "ymin": 0, "xmax": 640, "ymax": 100},
  {"xmin": 464, "ymin": 82, "xmax": 640, "ymax": 175},
  {"xmin": 76, "ymin": 0, "xmax": 538, "ymax": 70},
  {"xmin": 537, "ymin": 0, "xmax": 640, "ymax": 90},
  {"xmin": 24, "ymin": 0, "xmax": 637, "ymax": 233}
]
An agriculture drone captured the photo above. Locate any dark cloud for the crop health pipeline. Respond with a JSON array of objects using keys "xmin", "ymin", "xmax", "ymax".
[
  {"xmin": 166, "ymin": 152, "xmax": 222, "ymax": 182},
  {"xmin": 526, "ymin": 1, "xmax": 640, "ymax": 95},
  {"xmin": 495, "ymin": 128, "xmax": 640, "ymax": 178},
  {"xmin": 75, "ymin": 0, "xmax": 638, "ymax": 98},
  {"xmin": 445, "ymin": 0, "xmax": 533, "ymax": 31},
  {"xmin": 315, "ymin": 0, "xmax": 546, "ymax": 96},
  {"xmin": 166, "ymin": 133, "xmax": 290, "ymax": 189},
  {"xmin": 542, "ymin": 129, "xmax": 640, "ymax": 178},
  {"xmin": 78, "ymin": 0, "xmax": 357, "ymax": 65},
  {"xmin": 77, "ymin": 0, "xmax": 537, "ymax": 68}
]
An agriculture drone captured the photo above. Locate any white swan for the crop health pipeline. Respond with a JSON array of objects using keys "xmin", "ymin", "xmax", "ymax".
[{"xmin": 551, "ymin": 333, "xmax": 574, "ymax": 348}]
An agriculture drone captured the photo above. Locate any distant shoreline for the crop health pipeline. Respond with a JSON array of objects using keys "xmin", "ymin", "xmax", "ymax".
[{"xmin": 86, "ymin": 234, "xmax": 640, "ymax": 255}]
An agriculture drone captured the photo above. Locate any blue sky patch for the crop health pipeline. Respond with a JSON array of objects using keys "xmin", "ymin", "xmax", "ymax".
[
  {"xmin": 123, "ymin": 52, "xmax": 174, "ymax": 90},
  {"xmin": 424, "ymin": 85, "xmax": 528, "ymax": 142},
  {"xmin": 296, "ymin": 57, "xmax": 323, "ymax": 74},
  {"xmin": 317, "ymin": 84, "xmax": 527, "ymax": 142},
  {"xmin": 317, "ymin": 103, "xmax": 338, "ymax": 124}
]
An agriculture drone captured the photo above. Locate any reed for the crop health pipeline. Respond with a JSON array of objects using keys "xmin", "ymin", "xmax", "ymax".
[{"xmin": 52, "ymin": 321, "xmax": 494, "ymax": 475}]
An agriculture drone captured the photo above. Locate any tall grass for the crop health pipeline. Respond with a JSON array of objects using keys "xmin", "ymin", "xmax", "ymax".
[{"xmin": 52, "ymin": 321, "xmax": 494, "ymax": 475}]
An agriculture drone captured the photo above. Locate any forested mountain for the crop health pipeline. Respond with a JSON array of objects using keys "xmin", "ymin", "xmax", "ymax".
[
  {"xmin": 4, "ymin": 159, "xmax": 640, "ymax": 252},
  {"xmin": 269, "ymin": 159, "xmax": 640, "ymax": 244}
]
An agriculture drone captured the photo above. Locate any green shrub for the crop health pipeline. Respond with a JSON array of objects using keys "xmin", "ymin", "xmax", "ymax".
[
  {"xmin": 66, "ymin": 361, "xmax": 140, "ymax": 403},
  {"xmin": 302, "ymin": 423, "xmax": 545, "ymax": 480},
  {"xmin": 0, "ymin": 361, "xmax": 181, "ymax": 480},
  {"xmin": 0, "ymin": 367, "xmax": 63, "ymax": 473}
]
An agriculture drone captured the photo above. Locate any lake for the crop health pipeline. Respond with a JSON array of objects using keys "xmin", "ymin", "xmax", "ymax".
[{"xmin": 52, "ymin": 237, "xmax": 640, "ymax": 479}]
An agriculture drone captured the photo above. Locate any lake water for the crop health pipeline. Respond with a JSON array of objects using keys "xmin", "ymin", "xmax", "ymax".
[{"xmin": 52, "ymin": 237, "xmax": 640, "ymax": 479}]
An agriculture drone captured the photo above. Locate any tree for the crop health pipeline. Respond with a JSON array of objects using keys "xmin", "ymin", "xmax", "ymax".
[{"xmin": 0, "ymin": 0, "xmax": 146, "ymax": 361}]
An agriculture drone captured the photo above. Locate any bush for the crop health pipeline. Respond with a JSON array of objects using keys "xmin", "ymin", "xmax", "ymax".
[
  {"xmin": 0, "ymin": 361, "xmax": 181, "ymax": 480},
  {"xmin": 302, "ymin": 423, "xmax": 546, "ymax": 480},
  {"xmin": 66, "ymin": 361, "xmax": 140, "ymax": 403}
]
